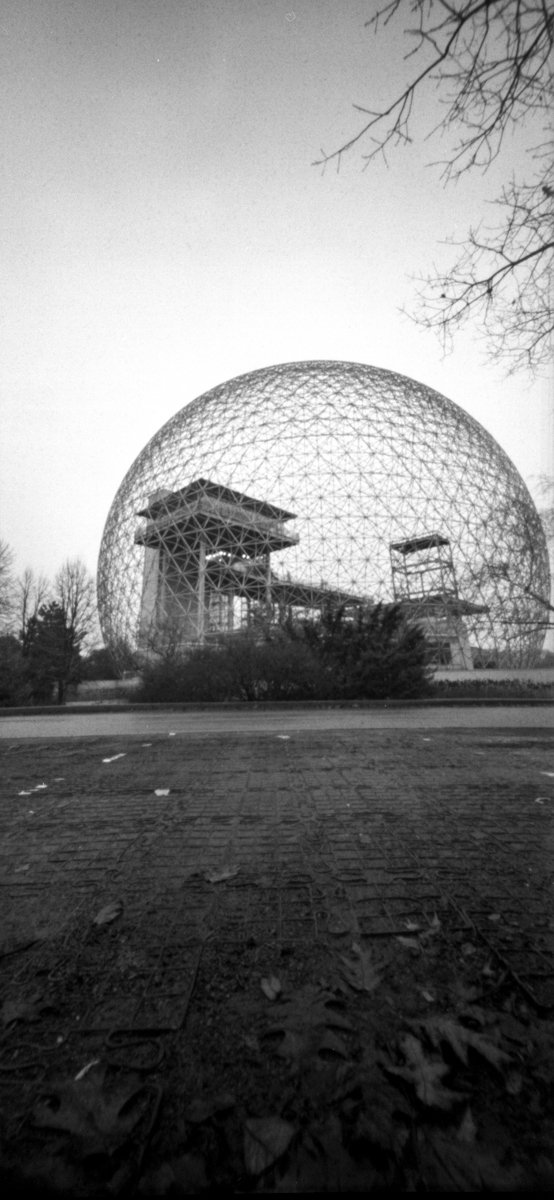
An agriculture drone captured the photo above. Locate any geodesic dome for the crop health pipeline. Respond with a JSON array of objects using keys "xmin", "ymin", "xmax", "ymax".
[{"xmin": 98, "ymin": 360, "xmax": 550, "ymax": 667}]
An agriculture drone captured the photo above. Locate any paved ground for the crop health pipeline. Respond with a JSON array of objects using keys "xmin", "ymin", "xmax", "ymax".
[
  {"xmin": 0, "ymin": 703, "xmax": 552, "ymax": 739},
  {"xmin": 1, "ymin": 718, "xmax": 553, "ymax": 1011},
  {"xmin": 0, "ymin": 715, "xmax": 553, "ymax": 1190}
]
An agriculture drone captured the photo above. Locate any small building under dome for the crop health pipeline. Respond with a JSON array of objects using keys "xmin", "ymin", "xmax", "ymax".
[
  {"xmin": 135, "ymin": 477, "xmax": 363, "ymax": 653},
  {"xmin": 134, "ymin": 477, "xmax": 487, "ymax": 668}
]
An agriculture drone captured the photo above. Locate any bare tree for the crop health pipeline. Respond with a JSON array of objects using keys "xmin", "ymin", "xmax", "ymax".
[
  {"xmin": 313, "ymin": 1, "xmax": 553, "ymax": 373},
  {"xmin": 0, "ymin": 539, "xmax": 16, "ymax": 630},
  {"xmin": 18, "ymin": 567, "xmax": 51, "ymax": 638},
  {"xmin": 54, "ymin": 559, "xmax": 98, "ymax": 654}
]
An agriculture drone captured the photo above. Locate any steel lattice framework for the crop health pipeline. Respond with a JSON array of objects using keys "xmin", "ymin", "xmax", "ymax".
[{"xmin": 97, "ymin": 361, "xmax": 550, "ymax": 667}]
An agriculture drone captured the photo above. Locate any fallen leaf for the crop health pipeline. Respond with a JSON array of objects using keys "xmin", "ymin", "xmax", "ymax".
[
  {"xmin": 141, "ymin": 743, "xmax": 152, "ymax": 747},
  {"xmin": 74, "ymin": 1059, "xmax": 100, "ymax": 1081},
  {"xmin": 102, "ymin": 754, "xmax": 126, "ymax": 763},
  {"xmin": 93, "ymin": 900, "xmax": 123, "ymax": 926},
  {"xmin": 18, "ymin": 791, "xmax": 33, "ymax": 796},
  {"xmin": 327, "ymin": 907, "xmax": 359, "ymax": 936},
  {"xmin": 415, "ymin": 1016, "xmax": 511, "ymax": 1070},
  {"xmin": 244, "ymin": 1116, "xmax": 295, "ymax": 1175},
  {"xmin": 33, "ymin": 1063, "xmax": 151, "ymax": 1157},
  {"xmin": 318, "ymin": 1029, "xmax": 350, "ymax": 1058},
  {"xmin": 456, "ymin": 1106, "xmax": 477, "ymax": 1144},
  {"xmin": 338, "ymin": 943, "xmax": 382, "ymax": 993},
  {"xmin": 154, "ymin": 789, "xmax": 170, "ymax": 796},
  {"xmin": 488, "ymin": 913, "xmax": 502, "ymax": 922},
  {"xmin": 1, "ymin": 994, "xmax": 56, "ymax": 1027},
  {"xmin": 419, "ymin": 1128, "xmax": 524, "ymax": 1191},
  {"xmin": 14, "ymin": 863, "xmax": 31, "ymax": 873},
  {"xmin": 185, "ymin": 1091, "xmax": 236, "ymax": 1124},
  {"xmin": 261, "ymin": 976, "xmax": 282, "ymax": 1001},
  {"xmin": 265, "ymin": 985, "xmax": 352, "ymax": 1065},
  {"xmin": 385, "ymin": 1034, "xmax": 466, "ymax": 1110},
  {"xmin": 276, "ymin": 735, "xmax": 290, "ymax": 740},
  {"xmin": 168, "ymin": 732, "xmax": 176, "ymax": 737},
  {"xmin": 204, "ymin": 865, "xmax": 239, "ymax": 883},
  {"xmin": 396, "ymin": 936, "xmax": 420, "ymax": 950},
  {"xmin": 33, "ymin": 783, "xmax": 48, "ymax": 791},
  {"xmin": 505, "ymin": 1069, "xmax": 523, "ymax": 1095}
]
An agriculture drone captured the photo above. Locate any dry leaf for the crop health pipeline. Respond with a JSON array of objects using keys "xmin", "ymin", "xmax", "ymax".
[
  {"xmin": 244, "ymin": 1116, "xmax": 295, "ymax": 1175},
  {"xmin": 1, "ymin": 994, "xmax": 56, "ymax": 1027},
  {"xmin": 204, "ymin": 865, "xmax": 239, "ymax": 884},
  {"xmin": 415, "ymin": 1016, "xmax": 511, "ymax": 1070},
  {"xmin": 505, "ymin": 1070, "xmax": 523, "ymax": 1095},
  {"xmin": 338, "ymin": 943, "xmax": 382, "ymax": 993},
  {"xmin": 101, "ymin": 754, "xmax": 126, "ymax": 763},
  {"xmin": 385, "ymin": 1034, "xmax": 466, "ymax": 1110},
  {"xmin": 261, "ymin": 976, "xmax": 282, "ymax": 1001},
  {"xmin": 33, "ymin": 1063, "xmax": 151, "ymax": 1157},
  {"xmin": 93, "ymin": 900, "xmax": 123, "ymax": 927},
  {"xmin": 456, "ymin": 1106, "xmax": 477, "ymax": 1144},
  {"xmin": 265, "ymin": 985, "xmax": 351, "ymax": 1064},
  {"xmin": 419, "ymin": 1128, "xmax": 524, "ymax": 1191},
  {"xmin": 74, "ymin": 1059, "xmax": 100, "ymax": 1081},
  {"xmin": 327, "ymin": 908, "xmax": 359, "ymax": 936},
  {"xmin": 154, "ymin": 788, "xmax": 170, "ymax": 796},
  {"xmin": 185, "ymin": 1091, "xmax": 236, "ymax": 1124}
]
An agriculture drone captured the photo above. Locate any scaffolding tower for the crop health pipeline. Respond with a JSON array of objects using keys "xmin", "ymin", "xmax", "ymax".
[{"xmin": 389, "ymin": 533, "xmax": 486, "ymax": 668}]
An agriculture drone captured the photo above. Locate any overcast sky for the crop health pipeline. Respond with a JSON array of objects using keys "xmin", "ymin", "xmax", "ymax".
[{"xmin": 1, "ymin": 0, "xmax": 552, "ymax": 587}]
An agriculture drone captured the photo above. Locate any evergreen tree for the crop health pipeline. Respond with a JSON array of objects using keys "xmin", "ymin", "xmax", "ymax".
[{"xmin": 22, "ymin": 600, "xmax": 84, "ymax": 704}]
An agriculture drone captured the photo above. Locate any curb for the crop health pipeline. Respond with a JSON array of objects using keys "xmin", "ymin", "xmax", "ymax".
[{"xmin": 0, "ymin": 698, "xmax": 553, "ymax": 717}]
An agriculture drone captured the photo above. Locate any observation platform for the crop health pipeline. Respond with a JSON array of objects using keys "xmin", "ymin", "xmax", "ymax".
[{"xmin": 135, "ymin": 478, "xmax": 299, "ymax": 555}]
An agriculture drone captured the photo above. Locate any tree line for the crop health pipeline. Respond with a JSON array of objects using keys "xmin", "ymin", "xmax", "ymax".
[{"xmin": 0, "ymin": 544, "xmax": 108, "ymax": 705}]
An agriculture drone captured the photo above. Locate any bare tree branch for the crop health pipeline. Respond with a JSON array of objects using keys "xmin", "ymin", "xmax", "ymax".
[
  {"xmin": 0, "ymin": 540, "xmax": 16, "ymax": 630},
  {"xmin": 54, "ymin": 559, "xmax": 98, "ymax": 653},
  {"xmin": 314, "ymin": 1, "xmax": 553, "ymax": 373}
]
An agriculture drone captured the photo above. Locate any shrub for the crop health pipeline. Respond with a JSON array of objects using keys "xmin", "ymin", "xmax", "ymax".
[
  {"xmin": 302, "ymin": 602, "xmax": 432, "ymax": 699},
  {"xmin": 0, "ymin": 636, "xmax": 33, "ymax": 706},
  {"xmin": 137, "ymin": 603, "xmax": 431, "ymax": 702}
]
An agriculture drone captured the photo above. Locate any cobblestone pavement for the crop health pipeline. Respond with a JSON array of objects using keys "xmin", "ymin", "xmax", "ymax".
[{"xmin": 1, "ymin": 725, "xmax": 553, "ymax": 1039}]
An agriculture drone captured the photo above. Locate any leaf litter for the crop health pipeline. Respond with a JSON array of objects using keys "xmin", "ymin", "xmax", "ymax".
[
  {"xmin": 93, "ymin": 900, "xmax": 123, "ymax": 927},
  {"xmin": 412, "ymin": 1014, "xmax": 512, "ymax": 1070},
  {"xmin": 33, "ymin": 1062, "xmax": 154, "ymax": 1158},
  {"xmin": 336, "ymin": 941, "xmax": 383, "ymax": 993},
  {"xmin": 384, "ymin": 1032, "xmax": 468, "ymax": 1110},
  {"xmin": 243, "ymin": 1115, "xmax": 295, "ymax": 1175},
  {"xmin": 264, "ymin": 984, "xmax": 352, "ymax": 1065}
]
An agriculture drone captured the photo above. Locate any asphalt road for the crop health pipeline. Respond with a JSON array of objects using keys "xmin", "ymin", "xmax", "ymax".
[{"xmin": 0, "ymin": 704, "xmax": 552, "ymax": 738}]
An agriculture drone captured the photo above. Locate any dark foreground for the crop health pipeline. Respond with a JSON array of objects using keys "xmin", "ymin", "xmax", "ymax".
[{"xmin": 0, "ymin": 724, "xmax": 553, "ymax": 1193}]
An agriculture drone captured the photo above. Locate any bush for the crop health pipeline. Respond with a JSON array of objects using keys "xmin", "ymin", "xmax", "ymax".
[
  {"xmin": 0, "ymin": 636, "xmax": 33, "ymax": 706},
  {"xmin": 80, "ymin": 647, "xmax": 121, "ymax": 680},
  {"xmin": 302, "ymin": 602, "xmax": 432, "ymax": 699},
  {"xmin": 137, "ymin": 630, "xmax": 328, "ymax": 703},
  {"xmin": 137, "ymin": 603, "xmax": 431, "ymax": 703}
]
